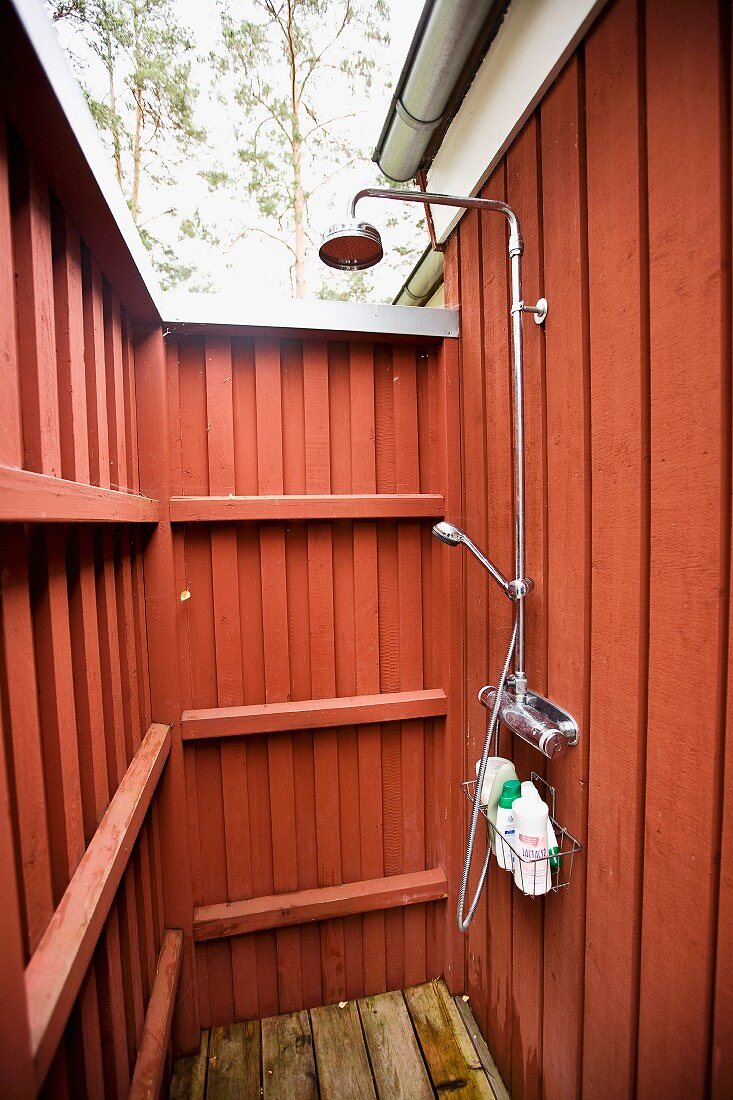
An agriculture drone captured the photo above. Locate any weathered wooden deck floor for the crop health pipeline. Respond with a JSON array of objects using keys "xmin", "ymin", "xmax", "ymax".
[{"xmin": 171, "ymin": 979, "xmax": 509, "ymax": 1099}]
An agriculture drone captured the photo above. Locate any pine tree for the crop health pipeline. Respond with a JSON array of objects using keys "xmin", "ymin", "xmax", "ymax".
[
  {"xmin": 49, "ymin": 0, "xmax": 208, "ymax": 288},
  {"xmin": 214, "ymin": 0, "xmax": 389, "ymax": 298}
]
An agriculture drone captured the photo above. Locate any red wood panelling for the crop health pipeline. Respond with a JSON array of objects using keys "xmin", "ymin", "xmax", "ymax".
[
  {"xmin": 448, "ymin": 0, "xmax": 732, "ymax": 1097},
  {"xmin": 0, "ymin": 117, "xmax": 165, "ymax": 1097},
  {"xmin": 166, "ymin": 331, "xmax": 452, "ymax": 1021}
]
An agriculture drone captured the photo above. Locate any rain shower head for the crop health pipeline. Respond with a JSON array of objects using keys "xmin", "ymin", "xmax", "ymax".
[
  {"xmin": 432, "ymin": 521, "xmax": 464, "ymax": 546},
  {"xmin": 318, "ymin": 220, "xmax": 383, "ymax": 270}
]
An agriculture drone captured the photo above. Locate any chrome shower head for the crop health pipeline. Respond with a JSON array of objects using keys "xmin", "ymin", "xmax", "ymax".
[
  {"xmin": 432, "ymin": 521, "xmax": 464, "ymax": 546},
  {"xmin": 318, "ymin": 219, "xmax": 383, "ymax": 270}
]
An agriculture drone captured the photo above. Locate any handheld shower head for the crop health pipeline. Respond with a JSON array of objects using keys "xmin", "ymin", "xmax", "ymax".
[
  {"xmin": 432, "ymin": 521, "xmax": 463, "ymax": 545},
  {"xmin": 432, "ymin": 520, "xmax": 532, "ymax": 602}
]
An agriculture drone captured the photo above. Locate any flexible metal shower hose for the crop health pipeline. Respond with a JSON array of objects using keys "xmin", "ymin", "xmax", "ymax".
[{"xmin": 456, "ymin": 614, "xmax": 519, "ymax": 932}]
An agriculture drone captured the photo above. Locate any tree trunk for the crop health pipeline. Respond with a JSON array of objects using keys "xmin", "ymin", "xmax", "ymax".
[
  {"xmin": 130, "ymin": 8, "xmax": 143, "ymax": 223},
  {"xmin": 106, "ymin": 38, "xmax": 123, "ymax": 187},
  {"xmin": 293, "ymin": 132, "xmax": 306, "ymax": 298},
  {"xmin": 287, "ymin": 3, "xmax": 306, "ymax": 298},
  {"xmin": 131, "ymin": 89, "xmax": 143, "ymax": 223}
]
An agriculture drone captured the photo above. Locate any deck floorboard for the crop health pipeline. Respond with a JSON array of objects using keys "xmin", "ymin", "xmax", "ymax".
[{"xmin": 170, "ymin": 981, "xmax": 507, "ymax": 1099}]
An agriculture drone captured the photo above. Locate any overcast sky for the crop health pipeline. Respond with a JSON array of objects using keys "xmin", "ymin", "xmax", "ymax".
[{"xmin": 53, "ymin": 0, "xmax": 428, "ymax": 304}]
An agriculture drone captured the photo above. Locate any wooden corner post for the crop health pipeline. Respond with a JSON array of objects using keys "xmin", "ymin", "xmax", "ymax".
[{"xmin": 133, "ymin": 322, "xmax": 200, "ymax": 1053}]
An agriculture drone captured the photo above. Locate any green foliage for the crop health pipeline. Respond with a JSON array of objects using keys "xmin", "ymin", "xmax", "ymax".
[
  {"xmin": 49, "ymin": 0, "xmax": 208, "ymax": 288},
  {"xmin": 200, "ymin": 168, "xmax": 229, "ymax": 190},
  {"xmin": 179, "ymin": 209, "xmax": 220, "ymax": 246},
  {"xmin": 315, "ymin": 270, "xmax": 370, "ymax": 302}
]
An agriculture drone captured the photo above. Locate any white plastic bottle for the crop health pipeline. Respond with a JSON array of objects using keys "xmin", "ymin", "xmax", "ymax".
[
  {"xmin": 494, "ymin": 780, "xmax": 521, "ymax": 870},
  {"xmin": 512, "ymin": 794, "xmax": 551, "ymax": 895},
  {"xmin": 475, "ymin": 756, "xmax": 513, "ymax": 805},
  {"xmin": 521, "ymin": 781, "xmax": 559, "ymax": 871}
]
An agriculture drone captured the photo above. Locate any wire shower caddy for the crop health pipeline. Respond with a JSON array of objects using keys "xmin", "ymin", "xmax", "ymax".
[{"xmin": 461, "ymin": 772, "xmax": 582, "ymax": 895}]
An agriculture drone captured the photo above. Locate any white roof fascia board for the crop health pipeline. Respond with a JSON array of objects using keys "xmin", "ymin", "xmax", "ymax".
[
  {"xmin": 161, "ymin": 293, "xmax": 459, "ymax": 339},
  {"xmin": 427, "ymin": 0, "xmax": 609, "ymax": 242}
]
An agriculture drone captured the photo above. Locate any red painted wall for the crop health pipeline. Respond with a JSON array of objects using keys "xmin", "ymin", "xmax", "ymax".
[
  {"xmin": 444, "ymin": 0, "xmax": 732, "ymax": 1096},
  {"xmin": 164, "ymin": 332, "xmax": 456, "ymax": 1025},
  {"xmin": 0, "ymin": 120, "xmax": 163, "ymax": 1096}
]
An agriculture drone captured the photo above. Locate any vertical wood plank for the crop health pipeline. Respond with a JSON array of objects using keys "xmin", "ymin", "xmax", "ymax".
[
  {"xmin": 458, "ymin": 204, "xmax": 493, "ymax": 1049},
  {"xmin": 583, "ymin": 3, "xmax": 648, "ymax": 1097},
  {"xmin": 256, "ymin": 336, "xmax": 303, "ymax": 1013},
  {"xmin": 328, "ymin": 340, "xmax": 363, "ymax": 1000},
  {"xmin": 30, "ymin": 526, "xmax": 84, "ymax": 901},
  {"xmin": 350, "ymin": 341, "xmax": 387, "ymax": 997},
  {"xmin": 51, "ymin": 202, "xmax": 89, "ymax": 484},
  {"xmin": 284, "ymin": 337, "xmax": 323, "ymax": 1011},
  {"xmin": 0, "ymin": 123, "xmax": 23, "ymax": 468},
  {"xmin": 638, "ymin": 2, "xmax": 727, "ymax": 1096},
  {"xmin": 303, "ymin": 340, "xmax": 347, "ymax": 1005},
  {"xmin": 0, "ymin": 526, "xmax": 54, "ymax": 953},
  {"xmin": 437, "ymin": 238, "xmax": 466, "ymax": 997},
  {"xmin": 95, "ymin": 908, "xmax": 132, "ymax": 1098},
  {"xmin": 67, "ymin": 527, "xmax": 110, "ymax": 838},
  {"xmin": 82, "ymin": 252, "xmax": 110, "ymax": 488},
  {"xmin": 134, "ymin": 323, "xmax": 200, "ymax": 1052},
  {"xmin": 121, "ymin": 314, "xmax": 139, "ymax": 492},
  {"xmin": 104, "ymin": 285, "xmax": 128, "ymax": 492},
  {"xmin": 374, "ymin": 343, "xmax": 405, "ymax": 992},
  {"xmin": 206, "ymin": 334, "xmax": 253, "ymax": 1020},
  {"xmin": 65, "ymin": 527, "xmax": 111, "ymax": 1094},
  {"xmin": 506, "ymin": 118, "xmax": 547, "ymax": 1100},
  {"xmin": 540, "ymin": 57, "xmax": 591, "ymax": 1100},
  {"xmin": 232, "ymin": 337, "xmax": 278, "ymax": 1019},
  {"xmin": 0, "ymin": 704, "xmax": 36, "ymax": 1097},
  {"xmin": 393, "ymin": 345, "xmax": 426, "ymax": 989},
  {"xmin": 10, "ymin": 138, "xmax": 61, "ymax": 476}
]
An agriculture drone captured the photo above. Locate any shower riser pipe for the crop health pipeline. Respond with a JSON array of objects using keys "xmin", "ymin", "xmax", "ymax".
[{"xmin": 350, "ymin": 188, "xmax": 533, "ymax": 695}]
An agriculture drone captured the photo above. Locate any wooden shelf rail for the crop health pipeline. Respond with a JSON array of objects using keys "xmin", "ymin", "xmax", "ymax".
[
  {"xmin": 129, "ymin": 929, "xmax": 184, "ymax": 1100},
  {"xmin": 168, "ymin": 493, "xmax": 445, "ymax": 523},
  {"xmin": 25, "ymin": 722, "xmax": 171, "ymax": 1087},
  {"xmin": 0, "ymin": 465, "xmax": 160, "ymax": 523},
  {"xmin": 181, "ymin": 688, "xmax": 448, "ymax": 741},
  {"xmin": 193, "ymin": 867, "xmax": 449, "ymax": 941}
]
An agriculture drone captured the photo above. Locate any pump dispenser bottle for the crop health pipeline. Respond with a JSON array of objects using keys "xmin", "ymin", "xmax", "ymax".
[{"xmin": 495, "ymin": 779, "xmax": 521, "ymax": 869}]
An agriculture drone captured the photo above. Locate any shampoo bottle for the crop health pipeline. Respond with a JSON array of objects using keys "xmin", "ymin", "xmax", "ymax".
[
  {"xmin": 512, "ymin": 794, "xmax": 551, "ymax": 895},
  {"xmin": 494, "ymin": 779, "xmax": 521, "ymax": 870},
  {"xmin": 521, "ymin": 781, "xmax": 560, "ymax": 873}
]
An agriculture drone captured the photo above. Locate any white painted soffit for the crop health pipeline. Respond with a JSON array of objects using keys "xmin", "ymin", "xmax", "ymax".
[{"xmin": 427, "ymin": 0, "xmax": 608, "ymax": 242}]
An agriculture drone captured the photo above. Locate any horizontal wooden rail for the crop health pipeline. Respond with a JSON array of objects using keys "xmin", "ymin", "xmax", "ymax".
[
  {"xmin": 193, "ymin": 867, "xmax": 449, "ymax": 941},
  {"xmin": 25, "ymin": 723, "xmax": 171, "ymax": 1086},
  {"xmin": 0, "ymin": 465, "xmax": 160, "ymax": 523},
  {"xmin": 168, "ymin": 493, "xmax": 445, "ymax": 522},
  {"xmin": 182, "ymin": 688, "xmax": 448, "ymax": 741},
  {"xmin": 129, "ymin": 930, "xmax": 184, "ymax": 1100}
]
